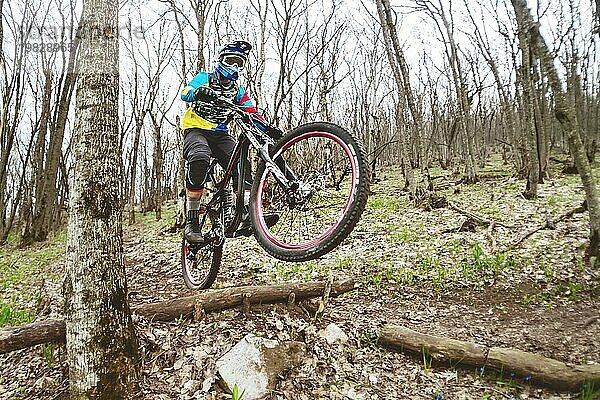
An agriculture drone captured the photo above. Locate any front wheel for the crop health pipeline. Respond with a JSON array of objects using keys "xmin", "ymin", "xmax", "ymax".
[{"xmin": 250, "ymin": 122, "xmax": 369, "ymax": 262}]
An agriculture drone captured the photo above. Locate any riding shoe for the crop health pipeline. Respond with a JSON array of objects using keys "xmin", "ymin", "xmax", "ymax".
[
  {"xmin": 235, "ymin": 212, "xmax": 280, "ymax": 237},
  {"xmin": 184, "ymin": 220, "xmax": 206, "ymax": 244}
]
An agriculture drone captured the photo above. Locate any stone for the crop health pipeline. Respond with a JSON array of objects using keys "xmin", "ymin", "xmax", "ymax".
[
  {"xmin": 216, "ymin": 333, "xmax": 305, "ymax": 400},
  {"xmin": 318, "ymin": 323, "xmax": 349, "ymax": 345}
]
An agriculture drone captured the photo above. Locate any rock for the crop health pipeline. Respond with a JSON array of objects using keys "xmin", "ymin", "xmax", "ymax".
[
  {"xmin": 216, "ymin": 333, "xmax": 305, "ymax": 400},
  {"xmin": 318, "ymin": 323, "xmax": 349, "ymax": 345}
]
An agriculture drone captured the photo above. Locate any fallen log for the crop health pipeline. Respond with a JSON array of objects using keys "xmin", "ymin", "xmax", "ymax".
[
  {"xmin": 379, "ymin": 324, "xmax": 600, "ymax": 391},
  {"xmin": 0, "ymin": 279, "xmax": 355, "ymax": 354},
  {"xmin": 513, "ymin": 202, "xmax": 586, "ymax": 247},
  {"xmin": 0, "ymin": 318, "xmax": 66, "ymax": 355},
  {"xmin": 135, "ymin": 278, "xmax": 355, "ymax": 321},
  {"xmin": 448, "ymin": 201, "xmax": 514, "ymax": 228}
]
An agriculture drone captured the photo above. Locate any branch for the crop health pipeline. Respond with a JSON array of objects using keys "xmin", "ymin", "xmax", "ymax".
[{"xmin": 448, "ymin": 201, "xmax": 514, "ymax": 228}]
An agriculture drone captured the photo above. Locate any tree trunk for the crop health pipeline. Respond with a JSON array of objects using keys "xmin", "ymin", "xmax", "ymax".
[
  {"xmin": 128, "ymin": 115, "xmax": 143, "ymax": 224},
  {"xmin": 375, "ymin": 0, "xmax": 421, "ymax": 199},
  {"xmin": 20, "ymin": 69, "xmax": 52, "ymax": 245},
  {"xmin": 512, "ymin": 0, "xmax": 600, "ymax": 260},
  {"xmin": 596, "ymin": 0, "xmax": 600, "ymax": 35},
  {"xmin": 514, "ymin": 9, "xmax": 539, "ymax": 199},
  {"xmin": 63, "ymin": 0, "xmax": 139, "ymax": 397},
  {"xmin": 174, "ymin": 115, "xmax": 186, "ymax": 228},
  {"xmin": 0, "ymin": 14, "xmax": 27, "ymax": 244},
  {"xmin": 0, "ymin": 0, "xmax": 3, "ymax": 61},
  {"xmin": 250, "ymin": 0, "xmax": 268, "ymax": 107},
  {"xmin": 149, "ymin": 113, "xmax": 163, "ymax": 221},
  {"xmin": 193, "ymin": 0, "xmax": 212, "ymax": 72}
]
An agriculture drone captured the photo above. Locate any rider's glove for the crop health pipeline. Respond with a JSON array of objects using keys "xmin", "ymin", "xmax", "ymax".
[{"xmin": 194, "ymin": 86, "xmax": 218, "ymax": 102}]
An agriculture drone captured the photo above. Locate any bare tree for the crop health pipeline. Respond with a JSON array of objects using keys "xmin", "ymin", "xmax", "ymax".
[
  {"xmin": 249, "ymin": 0, "xmax": 269, "ymax": 107},
  {"xmin": 376, "ymin": 0, "xmax": 431, "ymax": 199},
  {"xmin": 189, "ymin": 0, "xmax": 213, "ymax": 71},
  {"xmin": 596, "ymin": 0, "xmax": 600, "ymax": 34},
  {"xmin": 514, "ymin": 3, "xmax": 539, "ymax": 198},
  {"xmin": 0, "ymin": 2, "xmax": 39, "ymax": 243},
  {"xmin": 512, "ymin": 0, "xmax": 600, "ymax": 260},
  {"xmin": 0, "ymin": 0, "xmax": 4, "ymax": 61},
  {"xmin": 20, "ymin": 0, "xmax": 81, "ymax": 243},
  {"xmin": 63, "ymin": 0, "xmax": 138, "ymax": 396},
  {"xmin": 415, "ymin": 0, "xmax": 478, "ymax": 183}
]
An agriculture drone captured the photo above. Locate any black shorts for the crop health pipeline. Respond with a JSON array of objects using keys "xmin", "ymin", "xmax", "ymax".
[
  {"xmin": 183, "ymin": 128, "xmax": 251, "ymax": 189},
  {"xmin": 183, "ymin": 128, "xmax": 236, "ymax": 170}
]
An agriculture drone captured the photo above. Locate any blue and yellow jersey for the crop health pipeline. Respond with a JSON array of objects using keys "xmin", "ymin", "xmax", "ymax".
[{"xmin": 181, "ymin": 71, "xmax": 263, "ymax": 132}]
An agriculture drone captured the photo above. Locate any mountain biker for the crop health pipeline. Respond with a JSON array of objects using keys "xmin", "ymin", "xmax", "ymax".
[{"xmin": 180, "ymin": 40, "xmax": 279, "ymax": 244}]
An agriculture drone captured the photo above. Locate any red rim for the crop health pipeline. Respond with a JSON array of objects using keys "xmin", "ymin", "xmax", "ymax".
[{"xmin": 255, "ymin": 131, "xmax": 358, "ymax": 250}]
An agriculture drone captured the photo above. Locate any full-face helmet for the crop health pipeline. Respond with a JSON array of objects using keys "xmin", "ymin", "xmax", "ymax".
[{"xmin": 214, "ymin": 40, "xmax": 252, "ymax": 82}]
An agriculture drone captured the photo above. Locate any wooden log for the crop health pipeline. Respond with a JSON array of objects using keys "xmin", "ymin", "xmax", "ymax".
[
  {"xmin": 379, "ymin": 324, "xmax": 600, "ymax": 391},
  {"xmin": 0, "ymin": 318, "xmax": 66, "ymax": 354},
  {"xmin": 135, "ymin": 278, "xmax": 355, "ymax": 321},
  {"xmin": 0, "ymin": 279, "xmax": 355, "ymax": 354},
  {"xmin": 379, "ymin": 324, "xmax": 488, "ymax": 365}
]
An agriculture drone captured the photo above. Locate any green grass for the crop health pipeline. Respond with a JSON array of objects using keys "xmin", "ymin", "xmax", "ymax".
[
  {"xmin": 386, "ymin": 225, "xmax": 419, "ymax": 244},
  {"xmin": 367, "ymin": 196, "xmax": 407, "ymax": 212},
  {"xmin": 0, "ymin": 300, "xmax": 35, "ymax": 327},
  {"xmin": 580, "ymin": 382, "xmax": 600, "ymax": 400},
  {"xmin": 0, "ymin": 228, "xmax": 66, "ymax": 327},
  {"xmin": 133, "ymin": 203, "xmax": 178, "ymax": 229},
  {"xmin": 0, "ymin": 229, "xmax": 66, "ymax": 290},
  {"xmin": 273, "ymin": 260, "xmax": 324, "ymax": 282}
]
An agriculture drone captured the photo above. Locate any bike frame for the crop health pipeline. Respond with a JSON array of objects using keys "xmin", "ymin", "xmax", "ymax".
[{"xmin": 200, "ymin": 102, "xmax": 295, "ymax": 240}]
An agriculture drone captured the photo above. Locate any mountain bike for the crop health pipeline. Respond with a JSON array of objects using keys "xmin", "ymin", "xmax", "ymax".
[{"xmin": 181, "ymin": 99, "xmax": 369, "ymax": 290}]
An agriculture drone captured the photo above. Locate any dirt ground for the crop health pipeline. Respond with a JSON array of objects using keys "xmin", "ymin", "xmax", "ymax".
[{"xmin": 1, "ymin": 161, "xmax": 599, "ymax": 399}]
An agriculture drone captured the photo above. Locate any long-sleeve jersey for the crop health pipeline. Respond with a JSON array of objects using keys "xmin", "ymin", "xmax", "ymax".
[{"xmin": 180, "ymin": 71, "xmax": 264, "ymax": 132}]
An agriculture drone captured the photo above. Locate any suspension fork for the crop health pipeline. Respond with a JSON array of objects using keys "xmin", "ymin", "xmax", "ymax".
[{"xmin": 242, "ymin": 126, "xmax": 300, "ymax": 191}]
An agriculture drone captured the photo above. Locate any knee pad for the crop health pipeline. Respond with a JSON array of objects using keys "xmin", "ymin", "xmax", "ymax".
[{"xmin": 186, "ymin": 160, "xmax": 210, "ymax": 190}]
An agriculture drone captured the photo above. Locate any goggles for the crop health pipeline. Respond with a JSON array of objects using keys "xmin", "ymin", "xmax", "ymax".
[{"xmin": 221, "ymin": 54, "xmax": 246, "ymax": 69}]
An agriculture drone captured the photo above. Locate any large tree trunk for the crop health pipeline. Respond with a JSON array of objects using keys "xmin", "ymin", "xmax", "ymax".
[
  {"xmin": 63, "ymin": 0, "xmax": 139, "ymax": 397},
  {"xmin": 512, "ymin": 0, "xmax": 600, "ymax": 260}
]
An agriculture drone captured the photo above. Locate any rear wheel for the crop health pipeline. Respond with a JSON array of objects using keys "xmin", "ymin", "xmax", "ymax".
[
  {"xmin": 250, "ymin": 122, "xmax": 369, "ymax": 262},
  {"xmin": 181, "ymin": 209, "xmax": 223, "ymax": 290},
  {"xmin": 181, "ymin": 239, "xmax": 221, "ymax": 290}
]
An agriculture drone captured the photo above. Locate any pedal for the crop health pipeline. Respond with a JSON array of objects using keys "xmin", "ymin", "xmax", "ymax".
[{"xmin": 233, "ymin": 227, "xmax": 253, "ymax": 238}]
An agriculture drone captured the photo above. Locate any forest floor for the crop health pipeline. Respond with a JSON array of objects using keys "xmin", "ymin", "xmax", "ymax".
[{"xmin": 1, "ymin": 155, "xmax": 599, "ymax": 400}]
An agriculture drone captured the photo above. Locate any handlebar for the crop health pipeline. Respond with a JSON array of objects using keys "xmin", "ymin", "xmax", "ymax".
[{"xmin": 212, "ymin": 97, "xmax": 276, "ymax": 132}]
